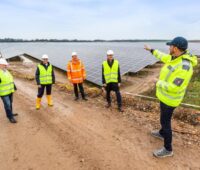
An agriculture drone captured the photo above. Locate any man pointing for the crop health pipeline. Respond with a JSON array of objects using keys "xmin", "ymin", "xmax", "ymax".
[{"xmin": 144, "ymin": 37, "xmax": 197, "ymax": 158}]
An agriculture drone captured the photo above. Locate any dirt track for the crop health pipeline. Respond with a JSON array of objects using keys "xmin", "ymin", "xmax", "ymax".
[{"xmin": 0, "ymin": 63, "xmax": 200, "ymax": 170}]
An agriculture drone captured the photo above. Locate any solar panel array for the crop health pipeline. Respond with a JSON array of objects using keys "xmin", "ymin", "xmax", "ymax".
[{"xmin": 0, "ymin": 42, "xmax": 199, "ymax": 85}]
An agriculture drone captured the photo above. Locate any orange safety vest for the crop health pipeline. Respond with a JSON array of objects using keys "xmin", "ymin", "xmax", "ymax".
[{"xmin": 67, "ymin": 59, "xmax": 86, "ymax": 84}]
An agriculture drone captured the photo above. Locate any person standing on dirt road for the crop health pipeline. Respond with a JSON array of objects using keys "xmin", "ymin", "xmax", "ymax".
[
  {"xmin": 67, "ymin": 52, "xmax": 87, "ymax": 101},
  {"xmin": 35, "ymin": 54, "xmax": 55, "ymax": 109},
  {"xmin": 144, "ymin": 37, "xmax": 197, "ymax": 158},
  {"xmin": 102, "ymin": 50, "xmax": 123, "ymax": 112},
  {"xmin": 0, "ymin": 58, "xmax": 18, "ymax": 123}
]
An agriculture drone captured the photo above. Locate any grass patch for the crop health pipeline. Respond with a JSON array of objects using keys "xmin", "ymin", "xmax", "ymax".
[
  {"xmin": 143, "ymin": 59, "xmax": 200, "ymax": 106},
  {"xmin": 183, "ymin": 63, "xmax": 200, "ymax": 106}
]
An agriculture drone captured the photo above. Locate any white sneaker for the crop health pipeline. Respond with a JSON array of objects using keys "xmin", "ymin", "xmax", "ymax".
[
  {"xmin": 153, "ymin": 147, "xmax": 173, "ymax": 158},
  {"xmin": 151, "ymin": 130, "xmax": 164, "ymax": 140}
]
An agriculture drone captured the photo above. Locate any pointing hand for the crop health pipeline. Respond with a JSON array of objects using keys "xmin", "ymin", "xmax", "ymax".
[{"xmin": 144, "ymin": 44, "xmax": 152, "ymax": 51}]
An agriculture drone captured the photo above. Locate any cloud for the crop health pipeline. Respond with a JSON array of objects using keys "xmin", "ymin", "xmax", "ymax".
[{"xmin": 0, "ymin": 0, "xmax": 200, "ymax": 39}]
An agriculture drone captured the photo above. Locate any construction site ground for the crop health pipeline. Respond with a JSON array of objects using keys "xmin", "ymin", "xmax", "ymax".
[{"xmin": 0, "ymin": 60, "xmax": 200, "ymax": 170}]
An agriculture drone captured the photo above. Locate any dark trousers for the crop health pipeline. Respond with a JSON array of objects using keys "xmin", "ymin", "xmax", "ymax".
[
  {"xmin": 37, "ymin": 84, "xmax": 52, "ymax": 98},
  {"xmin": 106, "ymin": 83, "xmax": 122, "ymax": 108},
  {"xmin": 1, "ymin": 93, "xmax": 14, "ymax": 119},
  {"xmin": 73, "ymin": 83, "xmax": 85, "ymax": 98},
  {"xmin": 159, "ymin": 102, "xmax": 176, "ymax": 151}
]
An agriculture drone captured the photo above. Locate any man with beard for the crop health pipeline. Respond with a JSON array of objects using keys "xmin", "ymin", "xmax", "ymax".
[{"xmin": 144, "ymin": 37, "xmax": 197, "ymax": 158}]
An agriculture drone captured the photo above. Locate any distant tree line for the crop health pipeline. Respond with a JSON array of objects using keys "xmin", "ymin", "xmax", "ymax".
[
  {"xmin": 0, "ymin": 38, "xmax": 169, "ymax": 43},
  {"xmin": 0, "ymin": 38, "xmax": 199, "ymax": 43}
]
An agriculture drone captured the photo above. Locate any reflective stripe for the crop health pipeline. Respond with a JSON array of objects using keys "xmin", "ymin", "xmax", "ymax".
[
  {"xmin": 155, "ymin": 51, "xmax": 165, "ymax": 60},
  {"xmin": 70, "ymin": 61, "xmax": 82, "ymax": 72},
  {"xmin": 156, "ymin": 52, "xmax": 196, "ymax": 107},
  {"xmin": 109, "ymin": 78, "xmax": 118, "ymax": 81},
  {"xmin": 71, "ymin": 69, "xmax": 82, "ymax": 72},
  {"xmin": 40, "ymin": 79, "xmax": 53, "ymax": 82},
  {"xmin": 71, "ymin": 77, "xmax": 83, "ymax": 81},
  {"xmin": 164, "ymin": 84, "xmax": 168, "ymax": 91},
  {"xmin": 165, "ymin": 59, "xmax": 191, "ymax": 82},
  {"xmin": 38, "ymin": 64, "xmax": 53, "ymax": 85},
  {"xmin": 158, "ymin": 87, "xmax": 183, "ymax": 100},
  {"xmin": 182, "ymin": 59, "xmax": 190, "ymax": 66},
  {"xmin": 0, "ymin": 70, "xmax": 15, "ymax": 96},
  {"xmin": 182, "ymin": 59, "xmax": 190, "ymax": 71},
  {"xmin": 165, "ymin": 63, "xmax": 182, "ymax": 82},
  {"xmin": 103, "ymin": 60, "xmax": 119, "ymax": 83},
  {"xmin": 68, "ymin": 60, "xmax": 85, "ymax": 83},
  {"xmin": 158, "ymin": 83, "xmax": 184, "ymax": 100},
  {"xmin": 40, "ymin": 75, "xmax": 52, "ymax": 78},
  {"xmin": 71, "ymin": 63, "xmax": 73, "ymax": 70},
  {"xmin": 159, "ymin": 80, "xmax": 185, "ymax": 95},
  {"xmin": 163, "ymin": 59, "xmax": 190, "ymax": 92},
  {"xmin": 167, "ymin": 65, "xmax": 175, "ymax": 72},
  {"xmin": 158, "ymin": 53, "xmax": 165, "ymax": 61},
  {"xmin": 104, "ymin": 72, "xmax": 118, "ymax": 76},
  {"xmin": 0, "ymin": 82, "xmax": 14, "ymax": 87},
  {"xmin": 104, "ymin": 77, "xmax": 117, "ymax": 80},
  {"xmin": 0, "ymin": 88, "xmax": 15, "ymax": 93}
]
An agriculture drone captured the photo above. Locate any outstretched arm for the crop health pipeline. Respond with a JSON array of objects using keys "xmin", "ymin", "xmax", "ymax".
[{"xmin": 144, "ymin": 44, "xmax": 172, "ymax": 63}]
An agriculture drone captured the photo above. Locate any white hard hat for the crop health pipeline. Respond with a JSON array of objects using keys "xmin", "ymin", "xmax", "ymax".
[
  {"xmin": 71, "ymin": 52, "xmax": 77, "ymax": 56},
  {"xmin": 41, "ymin": 54, "xmax": 49, "ymax": 59},
  {"xmin": 107, "ymin": 50, "xmax": 114, "ymax": 55},
  {"xmin": 0, "ymin": 58, "xmax": 8, "ymax": 65}
]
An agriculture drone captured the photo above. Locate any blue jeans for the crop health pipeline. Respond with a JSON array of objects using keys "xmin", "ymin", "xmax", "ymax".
[
  {"xmin": 1, "ymin": 94, "xmax": 14, "ymax": 119},
  {"xmin": 159, "ymin": 102, "xmax": 176, "ymax": 151}
]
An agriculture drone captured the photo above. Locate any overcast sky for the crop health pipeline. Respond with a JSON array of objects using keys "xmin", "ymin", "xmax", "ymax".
[{"xmin": 0, "ymin": 0, "xmax": 200, "ymax": 40}]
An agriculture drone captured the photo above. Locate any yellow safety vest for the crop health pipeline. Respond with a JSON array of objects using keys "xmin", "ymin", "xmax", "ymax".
[
  {"xmin": 153, "ymin": 50, "xmax": 197, "ymax": 107},
  {"xmin": 38, "ymin": 64, "xmax": 53, "ymax": 85},
  {"xmin": 103, "ymin": 60, "xmax": 119, "ymax": 84},
  {"xmin": 0, "ymin": 69, "xmax": 15, "ymax": 96}
]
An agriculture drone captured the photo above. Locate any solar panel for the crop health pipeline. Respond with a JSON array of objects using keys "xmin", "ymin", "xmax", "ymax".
[{"xmin": 0, "ymin": 42, "xmax": 199, "ymax": 86}]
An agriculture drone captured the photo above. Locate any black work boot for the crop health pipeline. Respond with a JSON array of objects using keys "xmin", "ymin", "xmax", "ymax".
[
  {"xmin": 9, "ymin": 117, "xmax": 17, "ymax": 123},
  {"xmin": 118, "ymin": 107, "xmax": 124, "ymax": 112},
  {"xmin": 74, "ymin": 97, "xmax": 79, "ymax": 101},
  {"xmin": 106, "ymin": 103, "xmax": 111, "ymax": 108},
  {"xmin": 81, "ymin": 91, "xmax": 87, "ymax": 101},
  {"xmin": 82, "ymin": 97, "xmax": 88, "ymax": 101}
]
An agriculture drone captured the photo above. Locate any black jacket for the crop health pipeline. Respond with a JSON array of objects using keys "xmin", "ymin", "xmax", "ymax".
[
  {"xmin": 35, "ymin": 62, "xmax": 55, "ymax": 85},
  {"xmin": 102, "ymin": 59, "xmax": 121, "ymax": 84}
]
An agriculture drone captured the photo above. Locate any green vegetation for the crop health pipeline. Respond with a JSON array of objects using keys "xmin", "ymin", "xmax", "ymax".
[
  {"xmin": 183, "ymin": 62, "xmax": 200, "ymax": 105},
  {"xmin": 143, "ymin": 59, "xmax": 200, "ymax": 106}
]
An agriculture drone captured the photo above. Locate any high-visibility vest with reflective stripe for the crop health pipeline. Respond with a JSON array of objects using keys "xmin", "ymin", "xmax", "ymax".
[
  {"xmin": 103, "ymin": 60, "xmax": 119, "ymax": 84},
  {"xmin": 153, "ymin": 50, "xmax": 197, "ymax": 107},
  {"xmin": 67, "ymin": 60, "xmax": 86, "ymax": 84},
  {"xmin": 0, "ymin": 70, "xmax": 15, "ymax": 96},
  {"xmin": 38, "ymin": 64, "xmax": 53, "ymax": 85}
]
